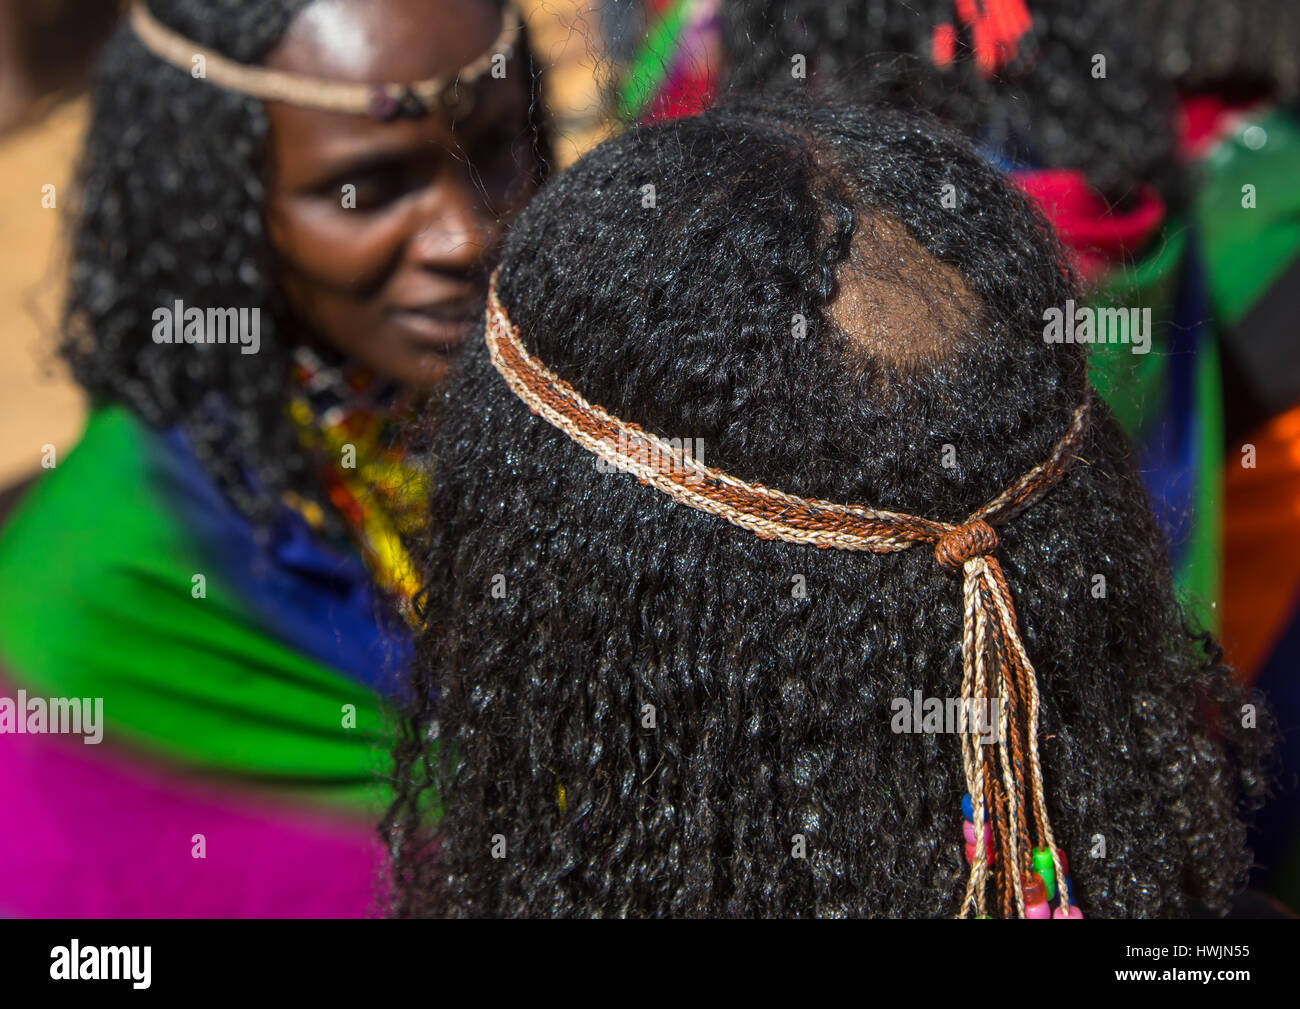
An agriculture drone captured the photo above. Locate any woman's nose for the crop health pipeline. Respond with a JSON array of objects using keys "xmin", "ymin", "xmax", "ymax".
[{"xmin": 407, "ymin": 173, "xmax": 499, "ymax": 273}]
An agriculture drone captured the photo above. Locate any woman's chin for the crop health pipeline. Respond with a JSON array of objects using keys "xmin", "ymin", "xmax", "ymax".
[{"xmin": 392, "ymin": 345, "xmax": 455, "ymax": 388}]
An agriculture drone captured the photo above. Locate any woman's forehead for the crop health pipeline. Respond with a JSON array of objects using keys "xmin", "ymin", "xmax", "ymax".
[{"xmin": 266, "ymin": 0, "xmax": 504, "ymax": 84}]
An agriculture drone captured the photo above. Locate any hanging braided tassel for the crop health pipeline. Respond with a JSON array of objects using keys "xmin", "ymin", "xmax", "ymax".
[{"xmin": 942, "ymin": 522, "xmax": 1079, "ymax": 919}]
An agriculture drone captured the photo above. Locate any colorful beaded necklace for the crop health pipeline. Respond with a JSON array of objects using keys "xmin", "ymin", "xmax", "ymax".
[{"xmin": 286, "ymin": 346, "xmax": 427, "ymax": 619}]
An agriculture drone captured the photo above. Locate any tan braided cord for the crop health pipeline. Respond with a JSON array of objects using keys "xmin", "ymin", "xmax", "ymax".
[{"xmin": 129, "ymin": 0, "xmax": 520, "ymax": 115}]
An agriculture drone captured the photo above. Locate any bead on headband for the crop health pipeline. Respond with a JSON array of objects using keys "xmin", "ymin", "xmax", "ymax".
[
  {"xmin": 484, "ymin": 269, "xmax": 1090, "ymax": 919},
  {"xmin": 128, "ymin": 0, "xmax": 521, "ymax": 121}
]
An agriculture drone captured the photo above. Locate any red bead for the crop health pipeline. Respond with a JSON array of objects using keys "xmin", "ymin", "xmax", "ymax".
[{"xmin": 1023, "ymin": 875, "xmax": 1045, "ymax": 905}]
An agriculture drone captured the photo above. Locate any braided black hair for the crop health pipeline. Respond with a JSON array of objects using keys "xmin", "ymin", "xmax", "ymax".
[{"xmin": 386, "ymin": 91, "xmax": 1271, "ymax": 917}]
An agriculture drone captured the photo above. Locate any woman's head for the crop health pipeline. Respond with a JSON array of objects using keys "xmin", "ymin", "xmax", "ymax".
[
  {"xmin": 264, "ymin": 0, "xmax": 542, "ymax": 386},
  {"xmin": 389, "ymin": 93, "xmax": 1269, "ymax": 917},
  {"xmin": 720, "ymin": 0, "xmax": 1181, "ymax": 208},
  {"xmin": 63, "ymin": 0, "xmax": 547, "ymax": 524}
]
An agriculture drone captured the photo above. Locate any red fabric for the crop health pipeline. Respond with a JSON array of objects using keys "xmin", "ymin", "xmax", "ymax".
[
  {"xmin": 956, "ymin": 0, "xmax": 1032, "ymax": 77},
  {"xmin": 932, "ymin": 23, "xmax": 958, "ymax": 69},
  {"xmin": 641, "ymin": 0, "xmax": 719, "ymax": 122},
  {"xmin": 1013, "ymin": 169, "xmax": 1166, "ymax": 281},
  {"xmin": 1177, "ymin": 92, "xmax": 1270, "ymax": 161},
  {"xmin": 647, "ymin": 68, "xmax": 715, "ymax": 120}
]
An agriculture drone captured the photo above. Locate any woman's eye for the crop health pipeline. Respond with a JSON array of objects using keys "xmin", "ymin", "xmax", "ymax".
[
  {"xmin": 338, "ymin": 168, "xmax": 423, "ymax": 211},
  {"xmin": 348, "ymin": 181, "xmax": 397, "ymax": 209}
]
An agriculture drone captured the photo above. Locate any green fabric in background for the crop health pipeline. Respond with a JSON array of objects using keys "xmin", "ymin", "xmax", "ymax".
[
  {"xmin": 0, "ymin": 407, "xmax": 392, "ymax": 816},
  {"xmin": 1088, "ymin": 226, "xmax": 1223, "ymax": 632}
]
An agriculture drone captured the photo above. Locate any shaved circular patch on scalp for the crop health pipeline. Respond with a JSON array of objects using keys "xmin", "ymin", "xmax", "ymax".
[{"xmin": 829, "ymin": 213, "xmax": 985, "ymax": 370}]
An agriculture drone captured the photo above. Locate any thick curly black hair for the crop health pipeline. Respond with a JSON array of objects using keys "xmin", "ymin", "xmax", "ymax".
[
  {"xmin": 720, "ymin": 0, "xmax": 1182, "ymax": 209},
  {"xmin": 61, "ymin": 0, "xmax": 548, "ymax": 531},
  {"xmin": 386, "ymin": 92, "xmax": 1271, "ymax": 917}
]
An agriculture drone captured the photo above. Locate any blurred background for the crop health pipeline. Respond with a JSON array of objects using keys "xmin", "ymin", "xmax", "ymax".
[{"xmin": 1, "ymin": 0, "xmax": 1297, "ymax": 917}]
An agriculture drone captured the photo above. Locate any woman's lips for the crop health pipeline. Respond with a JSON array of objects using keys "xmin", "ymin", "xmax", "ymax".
[{"xmin": 388, "ymin": 303, "xmax": 480, "ymax": 349}]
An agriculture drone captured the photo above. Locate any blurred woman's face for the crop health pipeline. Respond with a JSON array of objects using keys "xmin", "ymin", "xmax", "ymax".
[{"xmin": 263, "ymin": 0, "xmax": 539, "ymax": 387}]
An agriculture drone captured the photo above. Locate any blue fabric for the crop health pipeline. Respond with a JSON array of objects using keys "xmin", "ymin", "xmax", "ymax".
[
  {"xmin": 1136, "ymin": 232, "xmax": 1212, "ymax": 571},
  {"xmin": 1248, "ymin": 584, "xmax": 1300, "ymax": 899},
  {"xmin": 159, "ymin": 424, "xmax": 412, "ymax": 697}
]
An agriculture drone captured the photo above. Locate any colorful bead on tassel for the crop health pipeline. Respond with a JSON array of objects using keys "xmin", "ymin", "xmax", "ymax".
[
  {"xmin": 960, "ymin": 794, "xmax": 994, "ymax": 865},
  {"xmin": 1023, "ymin": 875, "xmax": 1050, "ymax": 918},
  {"xmin": 1029, "ymin": 846, "xmax": 1082, "ymax": 917},
  {"xmin": 1031, "ymin": 846, "xmax": 1057, "ymax": 901},
  {"xmin": 961, "ymin": 793, "xmax": 991, "ymax": 821}
]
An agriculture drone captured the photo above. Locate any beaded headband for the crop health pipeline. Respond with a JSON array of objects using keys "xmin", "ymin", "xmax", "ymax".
[
  {"xmin": 485, "ymin": 271, "xmax": 1091, "ymax": 919},
  {"xmin": 129, "ymin": 0, "xmax": 521, "ymax": 120}
]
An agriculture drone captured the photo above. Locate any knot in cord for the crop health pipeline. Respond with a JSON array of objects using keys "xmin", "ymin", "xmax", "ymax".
[{"xmin": 934, "ymin": 519, "xmax": 998, "ymax": 569}]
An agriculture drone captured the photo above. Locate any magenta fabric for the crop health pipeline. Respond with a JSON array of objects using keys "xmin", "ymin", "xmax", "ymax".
[{"xmin": 0, "ymin": 723, "xmax": 387, "ymax": 918}]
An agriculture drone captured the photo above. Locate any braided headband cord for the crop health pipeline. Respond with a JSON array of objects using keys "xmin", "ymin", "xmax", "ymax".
[
  {"xmin": 484, "ymin": 273, "xmax": 1091, "ymax": 918},
  {"xmin": 129, "ymin": 0, "xmax": 520, "ymax": 117}
]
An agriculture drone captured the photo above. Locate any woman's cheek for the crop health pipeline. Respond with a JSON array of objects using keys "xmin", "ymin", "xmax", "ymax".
[{"xmin": 269, "ymin": 197, "xmax": 412, "ymax": 293}]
